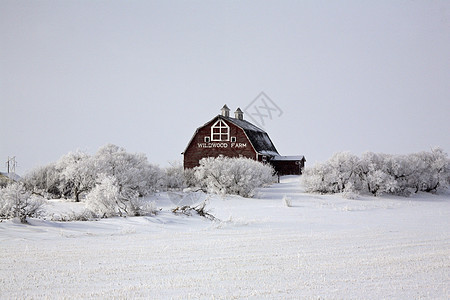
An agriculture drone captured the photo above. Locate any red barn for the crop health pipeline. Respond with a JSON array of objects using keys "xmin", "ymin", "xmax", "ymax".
[{"xmin": 183, "ymin": 105, "xmax": 305, "ymax": 175}]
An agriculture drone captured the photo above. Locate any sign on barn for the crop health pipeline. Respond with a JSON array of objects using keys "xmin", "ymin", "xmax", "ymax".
[{"xmin": 183, "ymin": 105, "xmax": 305, "ymax": 175}]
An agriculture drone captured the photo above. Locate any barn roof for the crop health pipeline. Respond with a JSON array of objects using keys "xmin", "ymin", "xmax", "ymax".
[
  {"xmin": 220, "ymin": 115, "xmax": 279, "ymax": 156},
  {"xmin": 183, "ymin": 114, "xmax": 280, "ymax": 157},
  {"xmin": 271, "ymin": 155, "xmax": 305, "ymax": 161}
]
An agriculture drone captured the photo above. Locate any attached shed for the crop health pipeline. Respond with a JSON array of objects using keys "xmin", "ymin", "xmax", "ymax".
[
  {"xmin": 270, "ymin": 155, "xmax": 306, "ymax": 176},
  {"xmin": 183, "ymin": 105, "xmax": 305, "ymax": 175}
]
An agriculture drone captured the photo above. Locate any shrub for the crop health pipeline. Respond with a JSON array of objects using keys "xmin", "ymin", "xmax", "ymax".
[
  {"xmin": 0, "ymin": 182, "xmax": 44, "ymax": 223},
  {"xmin": 194, "ymin": 156, "xmax": 275, "ymax": 197},
  {"xmin": 85, "ymin": 175, "xmax": 122, "ymax": 218},
  {"xmin": 302, "ymin": 148, "xmax": 450, "ymax": 197},
  {"xmin": 164, "ymin": 161, "xmax": 187, "ymax": 191},
  {"xmin": 85, "ymin": 175, "xmax": 156, "ymax": 218}
]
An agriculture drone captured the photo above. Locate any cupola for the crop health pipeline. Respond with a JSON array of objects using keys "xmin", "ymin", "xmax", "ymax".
[
  {"xmin": 234, "ymin": 107, "xmax": 244, "ymax": 120},
  {"xmin": 221, "ymin": 104, "xmax": 230, "ymax": 117}
]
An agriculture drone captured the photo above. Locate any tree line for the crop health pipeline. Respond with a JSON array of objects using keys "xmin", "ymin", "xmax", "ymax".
[
  {"xmin": 302, "ymin": 148, "xmax": 450, "ymax": 196},
  {"xmin": 0, "ymin": 144, "xmax": 276, "ymax": 222},
  {"xmin": 2, "ymin": 145, "xmax": 448, "ymax": 223}
]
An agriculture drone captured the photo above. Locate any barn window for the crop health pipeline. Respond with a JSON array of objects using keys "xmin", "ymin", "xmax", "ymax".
[
  {"xmin": 211, "ymin": 119, "xmax": 230, "ymax": 141},
  {"xmin": 204, "ymin": 136, "xmax": 210, "ymax": 143},
  {"xmin": 231, "ymin": 136, "xmax": 236, "ymax": 142}
]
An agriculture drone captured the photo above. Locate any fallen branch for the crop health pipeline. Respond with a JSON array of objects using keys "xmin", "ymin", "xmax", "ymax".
[{"xmin": 172, "ymin": 201, "xmax": 218, "ymax": 221}]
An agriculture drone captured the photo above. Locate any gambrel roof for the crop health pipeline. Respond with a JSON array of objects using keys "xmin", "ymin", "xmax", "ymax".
[
  {"xmin": 221, "ymin": 115, "xmax": 279, "ymax": 157},
  {"xmin": 183, "ymin": 114, "xmax": 280, "ymax": 157}
]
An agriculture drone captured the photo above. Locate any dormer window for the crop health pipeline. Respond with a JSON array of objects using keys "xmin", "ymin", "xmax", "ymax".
[{"xmin": 211, "ymin": 119, "xmax": 230, "ymax": 141}]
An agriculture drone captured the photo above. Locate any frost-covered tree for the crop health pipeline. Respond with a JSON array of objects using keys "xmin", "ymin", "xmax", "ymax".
[
  {"xmin": 302, "ymin": 149, "xmax": 450, "ymax": 197},
  {"xmin": 85, "ymin": 175, "xmax": 121, "ymax": 218},
  {"xmin": 194, "ymin": 156, "xmax": 275, "ymax": 197},
  {"xmin": 82, "ymin": 144, "xmax": 161, "ymax": 218},
  {"xmin": 93, "ymin": 144, "xmax": 163, "ymax": 197},
  {"xmin": 184, "ymin": 168, "xmax": 198, "ymax": 188},
  {"xmin": 411, "ymin": 148, "xmax": 450, "ymax": 193},
  {"xmin": 329, "ymin": 152, "xmax": 361, "ymax": 193},
  {"xmin": 359, "ymin": 152, "xmax": 398, "ymax": 196},
  {"xmin": 164, "ymin": 161, "xmax": 186, "ymax": 191},
  {"xmin": 24, "ymin": 163, "xmax": 61, "ymax": 198},
  {"xmin": 22, "ymin": 144, "xmax": 163, "ymax": 204},
  {"xmin": 381, "ymin": 154, "xmax": 414, "ymax": 196},
  {"xmin": 303, "ymin": 152, "xmax": 361, "ymax": 194},
  {"xmin": 85, "ymin": 174, "xmax": 155, "ymax": 218},
  {"xmin": 0, "ymin": 176, "xmax": 9, "ymax": 188},
  {"xmin": 0, "ymin": 182, "xmax": 44, "ymax": 223},
  {"xmin": 56, "ymin": 151, "xmax": 96, "ymax": 202},
  {"xmin": 302, "ymin": 161, "xmax": 332, "ymax": 194}
]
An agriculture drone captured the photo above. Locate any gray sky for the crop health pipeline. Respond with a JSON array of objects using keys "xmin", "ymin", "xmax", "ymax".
[{"xmin": 1, "ymin": 0, "xmax": 449, "ymax": 174}]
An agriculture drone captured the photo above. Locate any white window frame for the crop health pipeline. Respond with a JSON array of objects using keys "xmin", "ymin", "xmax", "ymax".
[
  {"xmin": 204, "ymin": 136, "xmax": 210, "ymax": 143},
  {"xmin": 211, "ymin": 119, "xmax": 230, "ymax": 141},
  {"xmin": 231, "ymin": 136, "xmax": 236, "ymax": 142}
]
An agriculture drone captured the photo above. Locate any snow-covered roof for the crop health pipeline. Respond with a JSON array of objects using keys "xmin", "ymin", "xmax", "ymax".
[
  {"xmin": 0, "ymin": 172, "xmax": 22, "ymax": 182},
  {"xmin": 270, "ymin": 155, "xmax": 305, "ymax": 161},
  {"xmin": 259, "ymin": 150, "xmax": 281, "ymax": 157}
]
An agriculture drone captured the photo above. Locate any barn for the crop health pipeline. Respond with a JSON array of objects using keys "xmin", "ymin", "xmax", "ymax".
[{"xmin": 183, "ymin": 105, "xmax": 305, "ymax": 175}]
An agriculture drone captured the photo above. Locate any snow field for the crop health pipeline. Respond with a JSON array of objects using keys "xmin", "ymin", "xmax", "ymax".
[{"xmin": 0, "ymin": 176, "xmax": 449, "ymax": 299}]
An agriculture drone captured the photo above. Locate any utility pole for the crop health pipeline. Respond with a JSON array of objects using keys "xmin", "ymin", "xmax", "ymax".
[{"xmin": 6, "ymin": 156, "xmax": 17, "ymax": 174}]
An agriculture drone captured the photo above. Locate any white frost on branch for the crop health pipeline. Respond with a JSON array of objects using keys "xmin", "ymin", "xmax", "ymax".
[{"xmin": 302, "ymin": 148, "xmax": 450, "ymax": 196}]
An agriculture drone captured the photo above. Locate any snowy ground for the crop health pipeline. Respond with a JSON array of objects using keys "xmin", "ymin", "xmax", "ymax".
[{"xmin": 1, "ymin": 176, "xmax": 449, "ymax": 299}]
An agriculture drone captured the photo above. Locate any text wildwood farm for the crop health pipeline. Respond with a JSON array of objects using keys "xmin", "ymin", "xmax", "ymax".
[{"xmin": 197, "ymin": 142, "xmax": 247, "ymax": 149}]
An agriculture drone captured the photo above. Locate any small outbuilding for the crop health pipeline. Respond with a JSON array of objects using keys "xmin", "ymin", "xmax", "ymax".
[{"xmin": 183, "ymin": 105, "xmax": 305, "ymax": 175}]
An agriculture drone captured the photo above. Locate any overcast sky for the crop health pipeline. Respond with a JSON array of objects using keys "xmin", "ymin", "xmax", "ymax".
[{"xmin": 1, "ymin": 0, "xmax": 449, "ymax": 174}]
